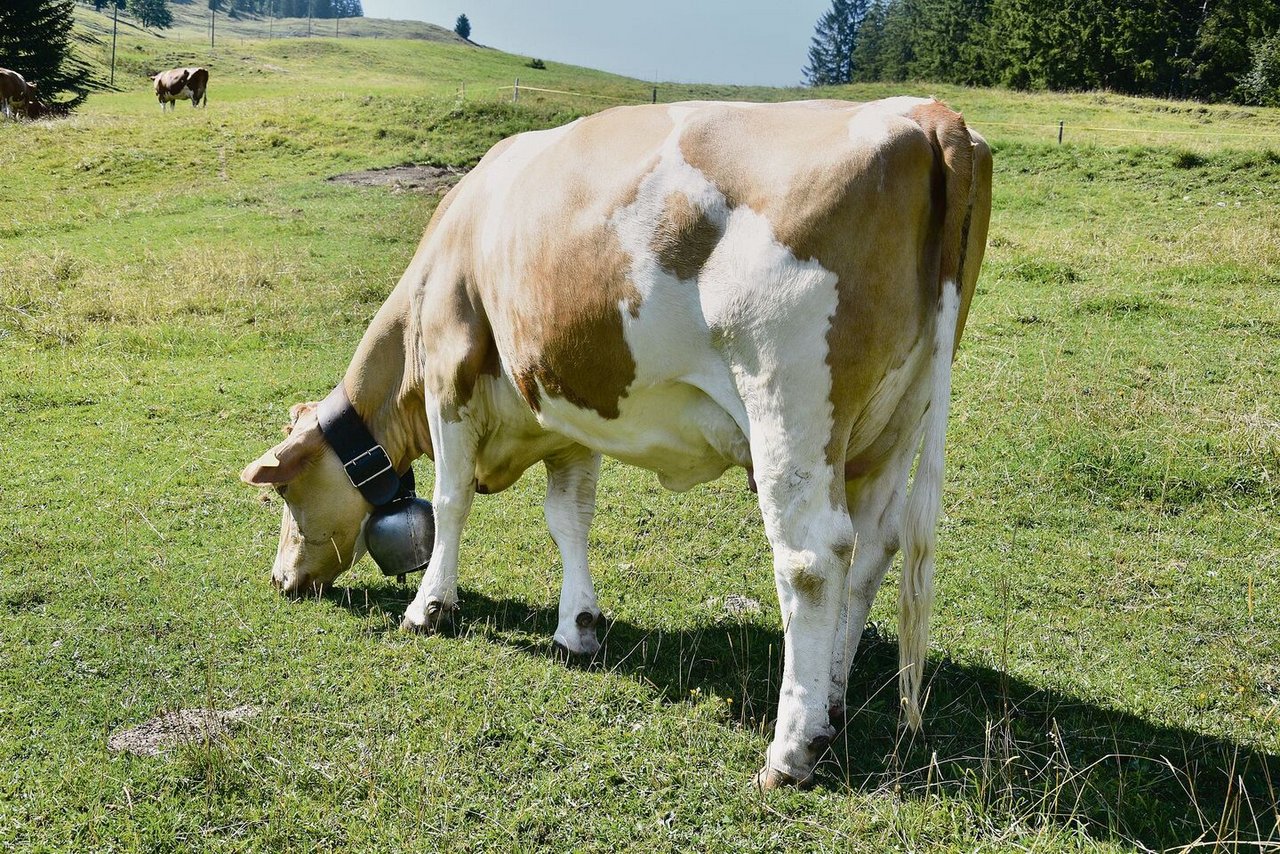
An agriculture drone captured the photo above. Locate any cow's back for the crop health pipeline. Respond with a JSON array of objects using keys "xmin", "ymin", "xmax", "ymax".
[
  {"xmin": 419, "ymin": 99, "xmax": 980, "ymax": 484},
  {"xmin": 0, "ymin": 69, "xmax": 25, "ymax": 100}
]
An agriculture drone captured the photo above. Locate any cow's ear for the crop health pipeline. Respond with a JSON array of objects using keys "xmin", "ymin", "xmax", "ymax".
[
  {"xmin": 241, "ymin": 414, "xmax": 324, "ymax": 485},
  {"xmin": 285, "ymin": 401, "xmax": 317, "ymax": 434}
]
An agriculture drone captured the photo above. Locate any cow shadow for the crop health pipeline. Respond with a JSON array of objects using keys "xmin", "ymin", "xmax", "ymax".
[{"xmin": 326, "ymin": 583, "xmax": 1280, "ymax": 851}]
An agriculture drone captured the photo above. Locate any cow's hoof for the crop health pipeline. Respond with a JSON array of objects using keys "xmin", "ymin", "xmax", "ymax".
[
  {"xmin": 424, "ymin": 599, "xmax": 459, "ymax": 632},
  {"xmin": 401, "ymin": 600, "xmax": 458, "ymax": 634},
  {"xmin": 552, "ymin": 610, "xmax": 602, "ymax": 658},
  {"xmin": 551, "ymin": 633, "xmax": 601, "ymax": 660},
  {"xmin": 753, "ymin": 766, "xmax": 814, "ymax": 792}
]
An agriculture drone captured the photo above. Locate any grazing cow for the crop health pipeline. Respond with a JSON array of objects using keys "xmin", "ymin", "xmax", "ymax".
[
  {"xmin": 153, "ymin": 67, "xmax": 208, "ymax": 110},
  {"xmin": 241, "ymin": 97, "xmax": 992, "ymax": 788},
  {"xmin": 0, "ymin": 68, "xmax": 37, "ymax": 120}
]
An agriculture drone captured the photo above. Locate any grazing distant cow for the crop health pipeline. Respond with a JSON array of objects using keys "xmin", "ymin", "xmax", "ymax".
[
  {"xmin": 241, "ymin": 97, "xmax": 992, "ymax": 788},
  {"xmin": 0, "ymin": 68, "xmax": 37, "ymax": 120},
  {"xmin": 153, "ymin": 67, "xmax": 208, "ymax": 110}
]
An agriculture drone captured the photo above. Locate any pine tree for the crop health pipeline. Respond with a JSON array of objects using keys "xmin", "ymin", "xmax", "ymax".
[
  {"xmin": 850, "ymin": 0, "xmax": 886, "ymax": 82},
  {"xmin": 877, "ymin": 0, "xmax": 921, "ymax": 82},
  {"xmin": 0, "ymin": 0, "xmax": 96, "ymax": 108},
  {"xmin": 454, "ymin": 13, "xmax": 471, "ymax": 40},
  {"xmin": 803, "ymin": 0, "xmax": 867, "ymax": 86},
  {"xmin": 904, "ymin": 0, "xmax": 992, "ymax": 85}
]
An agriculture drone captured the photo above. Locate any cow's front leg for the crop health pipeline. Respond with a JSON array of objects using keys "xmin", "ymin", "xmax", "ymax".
[
  {"xmin": 544, "ymin": 446, "xmax": 603, "ymax": 656},
  {"xmin": 753, "ymin": 452, "xmax": 854, "ymax": 790},
  {"xmin": 402, "ymin": 403, "xmax": 477, "ymax": 633}
]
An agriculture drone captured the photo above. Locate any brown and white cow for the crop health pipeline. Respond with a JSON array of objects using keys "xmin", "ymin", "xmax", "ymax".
[
  {"xmin": 0, "ymin": 68, "xmax": 37, "ymax": 120},
  {"xmin": 153, "ymin": 67, "xmax": 208, "ymax": 111},
  {"xmin": 242, "ymin": 97, "xmax": 992, "ymax": 788}
]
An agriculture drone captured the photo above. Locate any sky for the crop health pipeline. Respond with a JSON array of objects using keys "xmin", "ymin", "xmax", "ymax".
[{"xmin": 360, "ymin": 0, "xmax": 830, "ymax": 87}]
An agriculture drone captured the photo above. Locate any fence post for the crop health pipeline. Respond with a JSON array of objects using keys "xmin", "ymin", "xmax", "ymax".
[
  {"xmin": 513, "ymin": 78, "xmax": 519, "ymax": 104},
  {"xmin": 1058, "ymin": 120, "xmax": 1064, "ymax": 144},
  {"xmin": 652, "ymin": 86, "xmax": 657, "ymax": 104}
]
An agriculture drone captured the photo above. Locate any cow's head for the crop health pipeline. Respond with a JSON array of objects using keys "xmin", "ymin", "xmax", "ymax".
[{"xmin": 240, "ymin": 402, "xmax": 371, "ymax": 594}]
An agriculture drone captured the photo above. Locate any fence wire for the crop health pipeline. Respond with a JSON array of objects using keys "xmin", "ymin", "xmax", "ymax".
[{"xmin": 462, "ymin": 80, "xmax": 1280, "ymax": 148}]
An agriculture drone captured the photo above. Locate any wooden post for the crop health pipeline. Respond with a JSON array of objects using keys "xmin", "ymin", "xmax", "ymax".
[
  {"xmin": 210, "ymin": 6, "xmax": 215, "ymax": 48},
  {"xmin": 336, "ymin": 15, "xmax": 339, "ymax": 37},
  {"xmin": 1058, "ymin": 120, "xmax": 1064, "ymax": 144},
  {"xmin": 513, "ymin": 78, "xmax": 519, "ymax": 103},
  {"xmin": 110, "ymin": 0, "xmax": 118, "ymax": 85},
  {"xmin": 652, "ymin": 86, "xmax": 657, "ymax": 104}
]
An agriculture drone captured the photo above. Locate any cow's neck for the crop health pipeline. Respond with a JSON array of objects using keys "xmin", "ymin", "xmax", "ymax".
[{"xmin": 342, "ymin": 284, "xmax": 430, "ymax": 472}]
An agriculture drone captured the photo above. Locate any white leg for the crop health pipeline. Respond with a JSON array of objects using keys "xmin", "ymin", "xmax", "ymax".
[
  {"xmin": 826, "ymin": 444, "xmax": 918, "ymax": 722},
  {"xmin": 544, "ymin": 447, "xmax": 603, "ymax": 655},
  {"xmin": 402, "ymin": 401, "xmax": 477, "ymax": 632},
  {"xmin": 752, "ymin": 437, "xmax": 854, "ymax": 789}
]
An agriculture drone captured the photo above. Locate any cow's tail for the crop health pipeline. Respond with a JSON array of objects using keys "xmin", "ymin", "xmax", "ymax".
[{"xmin": 898, "ymin": 102, "xmax": 981, "ymax": 731}]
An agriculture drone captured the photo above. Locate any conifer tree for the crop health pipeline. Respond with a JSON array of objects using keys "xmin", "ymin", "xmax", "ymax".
[
  {"xmin": 454, "ymin": 13, "xmax": 471, "ymax": 40},
  {"xmin": 0, "ymin": 0, "xmax": 95, "ymax": 108},
  {"xmin": 803, "ymin": 0, "xmax": 867, "ymax": 86},
  {"xmin": 850, "ymin": 0, "xmax": 887, "ymax": 82}
]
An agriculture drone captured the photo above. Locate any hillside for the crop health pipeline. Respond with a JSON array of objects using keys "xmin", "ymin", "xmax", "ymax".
[
  {"xmin": 76, "ymin": 2, "xmax": 468, "ymax": 47},
  {"xmin": 61, "ymin": 4, "xmax": 1280, "ymax": 153},
  {"xmin": 2, "ymin": 17, "xmax": 1279, "ymax": 853}
]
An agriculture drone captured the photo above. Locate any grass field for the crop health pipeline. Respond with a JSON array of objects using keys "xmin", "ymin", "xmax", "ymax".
[{"xmin": 2, "ymin": 12, "xmax": 1279, "ymax": 852}]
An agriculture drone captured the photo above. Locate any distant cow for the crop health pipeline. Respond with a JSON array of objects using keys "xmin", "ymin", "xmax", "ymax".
[
  {"xmin": 242, "ymin": 97, "xmax": 992, "ymax": 789},
  {"xmin": 0, "ymin": 68, "xmax": 37, "ymax": 120},
  {"xmin": 153, "ymin": 67, "xmax": 208, "ymax": 111}
]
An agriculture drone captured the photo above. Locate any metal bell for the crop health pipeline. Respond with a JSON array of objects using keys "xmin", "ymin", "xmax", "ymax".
[{"xmin": 364, "ymin": 496, "xmax": 435, "ymax": 578}]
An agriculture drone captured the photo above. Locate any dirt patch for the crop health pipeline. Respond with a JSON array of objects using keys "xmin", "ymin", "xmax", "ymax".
[
  {"xmin": 329, "ymin": 165, "xmax": 468, "ymax": 194},
  {"xmin": 107, "ymin": 705, "xmax": 258, "ymax": 757}
]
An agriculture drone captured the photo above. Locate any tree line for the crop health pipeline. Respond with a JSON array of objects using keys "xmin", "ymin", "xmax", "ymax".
[
  {"xmin": 85, "ymin": 0, "xmax": 364, "ymax": 27},
  {"xmin": 805, "ymin": 0, "xmax": 1280, "ymax": 105}
]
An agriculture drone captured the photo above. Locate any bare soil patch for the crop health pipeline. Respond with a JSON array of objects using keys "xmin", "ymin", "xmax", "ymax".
[
  {"xmin": 328, "ymin": 165, "xmax": 468, "ymax": 194},
  {"xmin": 107, "ymin": 706, "xmax": 258, "ymax": 756}
]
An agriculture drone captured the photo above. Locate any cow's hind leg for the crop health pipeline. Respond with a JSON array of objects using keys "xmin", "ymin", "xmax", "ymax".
[
  {"xmin": 402, "ymin": 401, "xmax": 476, "ymax": 632},
  {"xmin": 752, "ymin": 441, "xmax": 854, "ymax": 789},
  {"xmin": 544, "ymin": 446, "xmax": 603, "ymax": 656},
  {"xmin": 827, "ymin": 443, "xmax": 917, "ymax": 725}
]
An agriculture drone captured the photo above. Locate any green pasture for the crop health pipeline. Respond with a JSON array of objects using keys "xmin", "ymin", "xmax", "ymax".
[{"xmin": 1, "ymin": 16, "xmax": 1278, "ymax": 852}]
